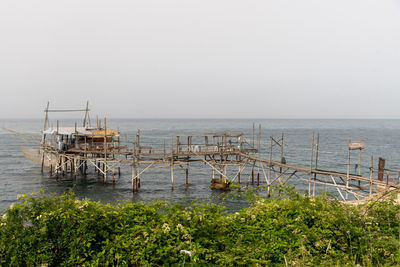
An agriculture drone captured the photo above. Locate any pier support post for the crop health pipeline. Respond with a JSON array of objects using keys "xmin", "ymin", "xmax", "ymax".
[
  {"xmin": 186, "ymin": 165, "xmax": 189, "ymax": 186},
  {"xmin": 112, "ymin": 162, "xmax": 115, "ymax": 183},
  {"xmin": 61, "ymin": 155, "xmax": 65, "ymax": 176},
  {"xmin": 313, "ymin": 133, "xmax": 319, "ymax": 197},
  {"xmin": 137, "ymin": 163, "xmax": 141, "ymax": 188},
  {"xmin": 170, "ymin": 163, "xmax": 174, "ymax": 190},
  {"xmin": 40, "ymin": 151, "xmax": 45, "ymax": 173},
  {"xmin": 309, "ymin": 132, "xmax": 315, "ymax": 196},
  {"xmin": 170, "ymin": 136, "xmax": 174, "ymax": 190},
  {"xmin": 131, "ymin": 161, "xmax": 136, "ymax": 193},
  {"xmin": 56, "ymin": 156, "xmax": 59, "ymax": 180},
  {"xmin": 73, "ymin": 158, "xmax": 77, "ymax": 179}
]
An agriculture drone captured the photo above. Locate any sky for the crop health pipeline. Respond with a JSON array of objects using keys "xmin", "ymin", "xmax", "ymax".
[{"xmin": 0, "ymin": 0, "xmax": 399, "ymax": 119}]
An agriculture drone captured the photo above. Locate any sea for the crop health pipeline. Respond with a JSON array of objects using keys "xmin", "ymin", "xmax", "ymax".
[{"xmin": 1, "ymin": 118, "xmax": 400, "ymax": 212}]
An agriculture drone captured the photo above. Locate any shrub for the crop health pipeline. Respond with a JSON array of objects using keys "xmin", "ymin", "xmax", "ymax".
[{"xmin": 0, "ymin": 188, "xmax": 399, "ymax": 266}]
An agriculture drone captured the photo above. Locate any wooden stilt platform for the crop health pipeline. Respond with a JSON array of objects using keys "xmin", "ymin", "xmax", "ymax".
[{"xmin": 9, "ymin": 102, "xmax": 400, "ymax": 201}]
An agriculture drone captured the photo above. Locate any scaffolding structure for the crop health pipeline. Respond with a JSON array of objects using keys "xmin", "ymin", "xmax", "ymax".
[{"xmin": 14, "ymin": 102, "xmax": 400, "ymax": 201}]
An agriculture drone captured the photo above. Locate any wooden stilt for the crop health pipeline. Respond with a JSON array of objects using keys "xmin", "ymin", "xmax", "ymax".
[
  {"xmin": 170, "ymin": 136, "xmax": 174, "ymax": 190},
  {"xmin": 40, "ymin": 149, "xmax": 45, "ymax": 173},
  {"xmin": 132, "ymin": 160, "xmax": 136, "ymax": 193},
  {"xmin": 369, "ymin": 156, "xmax": 373, "ymax": 196},
  {"xmin": 313, "ymin": 133, "xmax": 319, "ymax": 197},
  {"xmin": 309, "ymin": 132, "xmax": 315, "ymax": 196},
  {"xmin": 103, "ymin": 118, "xmax": 107, "ymax": 184},
  {"xmin": 73, "ymin": 158, "xmax": 77, "ymax": 179},
  {"xmin": 137, "ymin": 163, "xmax": 141, "ymax": 188},
  {"xmin": 56, "ymin": 157, "xmax": 59, "ymax": 180},
  {"xmin": 118, "ymin": 134, "xmax": 121, "ymax": 176},
  {"xmin": 186, "ymin": 165, "xmax": 189, "ymax": 186},
  {"xmin": 346, "ymin": 141, "xmax": 351, "ymax": 200},
  {"xmin": 61, "ymin": 155, "xmax": 65, "ymax": 176}
]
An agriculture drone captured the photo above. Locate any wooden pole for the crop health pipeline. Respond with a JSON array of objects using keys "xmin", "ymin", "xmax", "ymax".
[
  {"xmin": 251, "ymin": 165, "xmax": 254, "ymax": 184},
  {"xmin": 257, "ymin": 124, "xmax": 261, "ymax": 186},
  {"xmin": 40, "ymin": 134, "xmax": 46, "ymax": 173},
  {"xmin": 280, "ymin": 133, "xmax": 284, "ymax": 169},
  {"xmin": 369, "ymin": 156, "xmax": 373, "ymax": 196},
  {"xmin": 308, "ymin": 132, "xmax": 314, "ymax": 196},
  {"xmin": 238, "ymin": 166, "xmax": 241, "ymax": 184},
  {"xmin": 358, "ymin": 147, "xmax": 362, "ymax": 190},
  {"xmin": 43, "ymin": 101, "xmax": 49, "ymax": 131},
  {"xmin": 61, "ymin": 155, "xmax": 65, "ymax": 176},
  {"xmin": 70, "ymin": 158, "xmax": 73, "ymax": 176},
  {"xmin": 56, "ymin": 156, "xmax": 59, "ymax": 180},
  {"xmin": 136, "ymin": 163, "xmax": 140, "ymax": 188},
  {"xmin": 223, "ymin": 164, "xmax": 227, "ymax": 184},
  {"xmin": 186, "ymin": 164, "xmax": 189, "ymax": 186},
  {"xmin": 171, "ymin": 136, "xmax": 174, "ymax": 190},
  {"xmin": 378, "ymin": 157, "xmax": 385, "ymax": 181},
  {"xmin": 252, "ymin": 123, "xmax": 255, "ymax": 148},
  {"xmin": 83, "ymin": 101, "xmax": 89, "ymax": 127},
  {"xmin": 74, "ymin": 158, "xmax": 77, "ymax": 179},
  {"xmin": 118, "ymin": 134, "xmax": 121, "ymax": 176},
  {"xmin": 84, "ymin": 160, "xmax": 87, "ymax": 175},
  {"xmin": 313, "ymin": 133, "xmax": 319, "ymax": 196},
  {"xmin": 346, "ymin": 142, "xmax": 351, "ymax": 200},
  {"xmin": 131, "ymin": 160, "xmax": 136, "ymax": 193},
  {"xmin": 269, "ymin": 136, "xmax": 273, "ymax": 183},
  {"xmin": 103, "ymin": 118, "xmax": 107, "ymax": 183}
]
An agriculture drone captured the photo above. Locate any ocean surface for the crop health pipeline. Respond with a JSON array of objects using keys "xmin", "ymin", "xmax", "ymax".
[{"xmin": 1, "ymin": 118, "xmax": 400, "ymax": 212}]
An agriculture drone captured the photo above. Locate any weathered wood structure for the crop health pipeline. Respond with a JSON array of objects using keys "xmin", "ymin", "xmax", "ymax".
[
  {"xmin": 33, "ymin": 102, "xmax": 129, "ymax": 183},
  {"xmin": 12, "ymin": 103, "xmax": 400, "ymax": 201}
]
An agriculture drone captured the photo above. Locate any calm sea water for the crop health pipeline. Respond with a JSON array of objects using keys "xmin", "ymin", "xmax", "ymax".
[{"xmin": 1, "ymin": 119, "xmax": 400, "ymax": 212}]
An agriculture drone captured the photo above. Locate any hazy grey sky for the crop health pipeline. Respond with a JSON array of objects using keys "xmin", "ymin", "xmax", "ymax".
[{"xmin": 1, "ymin": 0, "xmax": 399, "ymax": 119}]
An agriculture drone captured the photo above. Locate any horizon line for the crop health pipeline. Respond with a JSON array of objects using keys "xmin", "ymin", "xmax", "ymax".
[{"xmin": 1, "ymin": 117, "xmax": 400, "ymax": 120}]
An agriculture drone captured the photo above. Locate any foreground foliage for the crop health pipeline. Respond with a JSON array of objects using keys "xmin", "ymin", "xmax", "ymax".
[{"xmin": 0, "ymin": 189, "xmax": 399, "ymax": 266}]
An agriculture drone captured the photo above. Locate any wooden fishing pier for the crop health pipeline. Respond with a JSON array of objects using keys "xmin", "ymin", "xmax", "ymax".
[{"xmin": 12, "ymin": 102, "xmax": 400, "ymax": 201}]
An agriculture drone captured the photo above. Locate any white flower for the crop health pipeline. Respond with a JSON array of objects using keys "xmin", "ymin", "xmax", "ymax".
[
  {"xmin": 180, "ymin": 250, "xmax": 192, "ymax": 257},
  {"xmin": 176, "ymin": 224, "xmax": 184, "ymax": 231},
  {"xmin": 162, "ymin": 223, "xmax": 170, "ymax": 234},
  {"xmin": 251, "ymin": 215, "xmax": 256, "ymax": 221},
  {"xmin": 10, "ymin": 203, "xmax": 14, "ymax": 209},
  {"xmin": 2, "ymin": 214, "xmax": 7, "ymax": 220},
  {"xmin": 241, "ymin": 217, "xmax": 245, "ymax": 223}
]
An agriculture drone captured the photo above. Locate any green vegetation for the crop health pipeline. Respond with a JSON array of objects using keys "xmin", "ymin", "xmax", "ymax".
[{"xmin": 0, "ymin": 188, "xmax": 399, "ymax": 266}]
